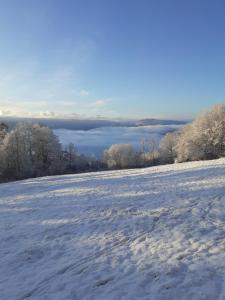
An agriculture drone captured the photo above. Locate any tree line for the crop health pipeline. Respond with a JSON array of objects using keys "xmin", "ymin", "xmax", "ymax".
[
  {"xmin": 0, "ymin": 122, "xmax": 103, "ymax": 182},
  {"xmin": 104, "ymin": 104, "xmax": 225, "ymax": 168},
  {"xmin": 0, "ymin": 104, "xmax": 225, "ymax": 182}
]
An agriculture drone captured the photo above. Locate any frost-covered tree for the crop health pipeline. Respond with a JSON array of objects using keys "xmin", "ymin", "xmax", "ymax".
[
  {"xmin": 63, "ymin": 143, "xmax": 79, "ymax": 170},
  {"xmin": 0, "ymin": 144, "xmax": 5, "ymax": 180},
  {"xmin": 30, "ymin": 124, "xmax": 64, "ymax": 175},
  {"xmin": 2, "ymin": 126, "xmax": 27, "ymax": 179},
  {"xmin": 1, "ymin": 123, "xmax": 64, "ymax": 180},
  {"xmin": 138, "ymin": 138, "xmax": 160, "ymax": 166},
  {"xmin": 103, "ymin": 144, "xmax": 136, "ymax": 169},
  {"xmin": 0, "ymin": 123, "xmax": 8, "ymax": 143},
  {"xmin": 0, "ymin": 123, "xmax": 8, "ymax": 180},
  {"xmin": 176, "ymin": 104, "xmax": 225, "ymax": 162},
  {"xmin": 159, "ymin": 131, "xmax": 179, "ymax": 163}
]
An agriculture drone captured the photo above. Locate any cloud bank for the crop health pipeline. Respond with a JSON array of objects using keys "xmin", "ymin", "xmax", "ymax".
[{"xmin": 54, "ymin": 125, "xmax": 180, "ymax": 157}]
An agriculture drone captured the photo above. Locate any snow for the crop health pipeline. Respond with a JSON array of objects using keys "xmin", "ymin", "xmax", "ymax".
[{"xmin": 1, "ymin": 158, "xmax": 225, "ymax": 299}]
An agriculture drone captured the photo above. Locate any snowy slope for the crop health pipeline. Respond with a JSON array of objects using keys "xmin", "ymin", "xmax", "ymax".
[{"xmin": 1, "ymin": 159, "xmax": 225, "ymax": 300}]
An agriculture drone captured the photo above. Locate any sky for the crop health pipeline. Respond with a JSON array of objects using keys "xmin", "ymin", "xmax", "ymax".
[{"xmin": 0, "ymin": 0, "xmax": 225, "ymax": 119}]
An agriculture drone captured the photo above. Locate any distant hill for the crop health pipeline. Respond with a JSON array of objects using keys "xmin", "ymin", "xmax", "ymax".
[
  {"xmin": 0, "ymin": 116, "xmax": 132, "ymax": 130},
  {"xmin": 0, "ymin": 116, "xmax": 188, "ymax": 131},
  {"xmin": 135, "ymin": 118, "xmax": 187, "ymax": 126}
]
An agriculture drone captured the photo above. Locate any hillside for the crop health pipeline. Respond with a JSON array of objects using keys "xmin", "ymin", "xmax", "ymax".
[{"xmin": 1, "ymin": 159, "xmax": 225, "ymax": 299}]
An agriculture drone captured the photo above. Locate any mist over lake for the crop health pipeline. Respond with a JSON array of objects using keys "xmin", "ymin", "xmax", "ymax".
[{"xmin": 54, "ymin": 124, "xmax": 181, "ymax": 157}]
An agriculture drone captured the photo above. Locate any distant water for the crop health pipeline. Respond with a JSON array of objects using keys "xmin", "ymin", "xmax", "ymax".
[{"xmin": 54, "ymin": 125, "xmax": 181, "ymax": 157}]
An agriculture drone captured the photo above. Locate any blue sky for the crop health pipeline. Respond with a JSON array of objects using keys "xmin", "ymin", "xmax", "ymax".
[{"xmin": 0, "ymin": 0, "xmax": 225, "ymax": 119}]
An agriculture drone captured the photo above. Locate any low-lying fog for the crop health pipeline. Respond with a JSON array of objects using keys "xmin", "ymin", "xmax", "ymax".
[{"xmin": 54, "ymin": 125, "xmax": 181, "ymax": 157}]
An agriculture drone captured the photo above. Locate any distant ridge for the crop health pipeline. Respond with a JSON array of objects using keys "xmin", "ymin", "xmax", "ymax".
[
  {"xmin": 0, "ymin": 116, "xmax": 188, "ymax": 131},
  {"xmin": 136, "ymin": 119, "xmax": 187, "ymax": 126}
]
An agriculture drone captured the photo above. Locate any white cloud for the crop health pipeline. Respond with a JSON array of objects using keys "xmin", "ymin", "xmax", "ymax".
[
  {"xmin": 0, "ymin": 94, "xmax": 115, "ymax": 119},
  {"xmin": 79, "ymin": 89, "xmax": 89, "ymax": 97},
  {"xmin": 0, "ymin": 109, "xmax": 10, "ymax": 116},
  {"xmin": 89, "ymin": 99, "xmax": 107, "ymax": 108}
]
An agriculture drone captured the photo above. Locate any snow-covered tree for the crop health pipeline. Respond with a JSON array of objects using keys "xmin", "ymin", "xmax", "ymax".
[
  {"xmin": 176, "ymin": 104, "xmax": 225, "ymax": 162},
  {"xmin": 138, "ymin": 138, "xmax": 160, "ymax": 166},
  {"xmin": 103, "ymin": 144, "xmax": 136, "ymax": 169},
  {"xmin": 0, "ymin": 123, "xmax": 8, "ymax": 180},
  {"xmin": 0, "ymin": 123, "xmax": 8, "ymax": 143},
  {"xmin": 1, "ymin": 123, "xmax": 64, "ymax": 180},
  {"xmin": 159, "ymin": 131, "xmax": 179, "ymax": 163},
  {"xmin": 30, "ymin": 124, "xmax": 64, "ymax": 175},
  {"xmin": 63, "ymin": 143, "xmax": 79, "ymax": 170}
]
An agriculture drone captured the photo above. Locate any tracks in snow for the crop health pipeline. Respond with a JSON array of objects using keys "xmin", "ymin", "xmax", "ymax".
[{"xmin": 21, "ymin": 194, "xmax": 225, "ymax": 299}]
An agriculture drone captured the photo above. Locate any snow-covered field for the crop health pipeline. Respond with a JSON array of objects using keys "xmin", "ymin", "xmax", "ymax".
[{"xmin": 1, "ymin": 159, "xmax": 225, "ymax": 299}]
